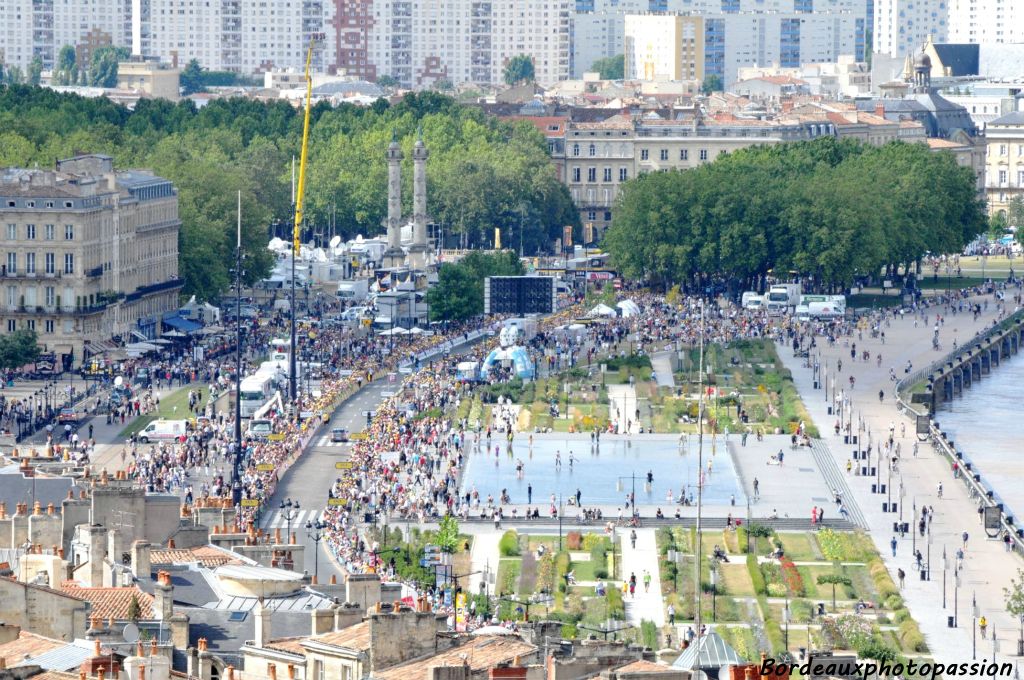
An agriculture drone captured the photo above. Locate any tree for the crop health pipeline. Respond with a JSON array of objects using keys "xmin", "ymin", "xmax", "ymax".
[
  {"xmin": 989, "ymin": 211, "xmax": 1009, "ymax": 238},
  {"xmin": 1003, "ymin": 568, "xmax": 1024, "ymax": 651},
  {"xmin": 127, "ymin": 594, "xmax": 142, "ymax": 622},
  {"xmin": 590, "ymin": 54, "xmax": 624, "ymax": 80},
  {"xmin": 3, "ymin": 66, "xmax": 24, "ymax": 85},
  {"xmin": 701, "ymin": 74, "xmax": 723, "ymax": 94},
  {"xmin": 816, "ymin": 572, "xmax": 853, "ymax": 611},
  {"xmin": 503, "ymin": 55, "xmax": 535, "ymax": 86},
  {"xmin": 27, "ymin": 57, "xmax": 42, "ymax": 86},
  {"xmin": 426, "ymin": 251, "xmax": 525, "ymax": 321},
  {"xmin": 435, "ymin": 515, "xmax": 460, "ymax": 554},
  {"xmin": 377, "ymin": 75, "xmax": 398, "ymax": 88},
  {"xmin": 0, "ymin": 329, "xmax": 41, "ymax": 371},
  {"xmin": 54, "ymin": 46, "xmax": 78, "ymax": 86},
  {"xmin": 180, "ymin": 59, "xmax": 205, "ymax": 95},
  {"xmin": 88, "ymin": 46, "xmax": 129, "ymax": 88},
  {"xmin": 434, "ymin": 78, "xmax": 454, "ymax": 92},
  {"xmin": 1007, "ymin": 196, "xmax": 1024, "ymax": 230}
]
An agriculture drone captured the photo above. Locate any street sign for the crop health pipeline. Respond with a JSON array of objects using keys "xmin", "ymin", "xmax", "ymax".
[
  {"xmin": 268, "ymin": 433, "xmax": 286, "ymax": 442},
  {"xmin": 335, "ymin": 461, "xmax": 354, "ymax": 470},
  {"xmin": 327, "ymin": 498, "xmax": 347, "ymax": 507},
  {"xmin": 984, "ymin": 506, "xmax": 1003, "ymax": 536},
  {"xmin": 256, "ymin": 463, "xmax": 275, "ymax": 472},
  {"xmin": 349, "ymin": 432, "xmax": 368, "ymax": 441},
  {"xmin": 240, "ymin": 499, "xmax": 260, "ymax": 507}
]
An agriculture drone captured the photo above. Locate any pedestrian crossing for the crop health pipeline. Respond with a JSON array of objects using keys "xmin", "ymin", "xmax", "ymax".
[
  {"xmin": 315, "ymin": 433, "xmax": 348, "ymax": 448},
  {"xmin": 260, "ymin": 508, "xmax": 329, "ymax": 531}
]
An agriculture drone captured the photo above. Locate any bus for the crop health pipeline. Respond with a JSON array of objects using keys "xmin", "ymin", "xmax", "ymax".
[{"xmin": 239, "ymin": 373, "xmax": 276, "ymax": 418}]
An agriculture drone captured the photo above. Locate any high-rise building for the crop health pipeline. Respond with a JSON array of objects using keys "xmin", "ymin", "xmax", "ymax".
[
  {"xmin": 947, "ymin": 0, "xmax": 1024, "ymax": 44},
  {"xmin": 624, "ymin": 2, "xmax": 867, "ymax": 88},
  {"xmin": 873, "ymin": 0, "xmax": 947, "ymax": 59},
  {"xmin": 0, "ymin": 155, "xmax": 182, "ymax": 368}
]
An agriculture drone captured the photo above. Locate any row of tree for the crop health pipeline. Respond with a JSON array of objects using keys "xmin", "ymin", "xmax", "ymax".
[
  {"xmin": 0, "ymin": 330, "xmax": 41, "ymax": 372},
  {"xmin": 53, "ymin": 45, "xmax": 130, "ymax": 88},
  {"xmin": 425, "ymin": 251, "xmax": 525, "ymax": 321},
  {"xmin": 603, "ymin": 138, "xmax": 988, "ymax": 289},
  {"xmin": 0, "ymin": 86, "xmax": 577, "ymax": 301}
]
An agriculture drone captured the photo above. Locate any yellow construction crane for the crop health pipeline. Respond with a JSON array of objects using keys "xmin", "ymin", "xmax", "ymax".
[{"xmin": 293, "ymin": 32, "xmax": 324, "ymax": 256}]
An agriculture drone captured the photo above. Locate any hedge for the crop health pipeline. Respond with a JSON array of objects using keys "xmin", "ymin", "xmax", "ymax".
[
  {"xmin": 747, "ymin": 554, "xmax": 766, "ymax": 596},
  {"xmin": 499, "ymin": 530, "xmax": 520, "ymax": 557}
]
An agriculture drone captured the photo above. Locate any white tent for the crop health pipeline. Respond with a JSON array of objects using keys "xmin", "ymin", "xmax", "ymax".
[
  {"xmin": 408, "ymin": 327, "xmax": 432, "ymax": 335},
  {"xmin": 379, "ymin": 327, "xmax": 410, "ymax": 336},
  {"xmin": 589, "ymin": 303, "xmax": 616, "ymax": 317},
  {"xmin": 617, "ymin": 300, "xmax": 641, "ymax": 317}
]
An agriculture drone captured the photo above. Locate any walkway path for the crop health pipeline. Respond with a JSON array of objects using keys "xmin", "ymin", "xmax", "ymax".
[
  {"xmin": 607, "ymin": 384, "xmax": 639, "ymax": 434},
  {"xmin": 618, "ymin": 527, "xmax": 665, "ymax": 626},
  {"xmin": 467, "ymin": 527, "xmax": 502, "ymax": 599},
  {"xmin": 651, "ymin": 351, "xmax": 676, "ymax": 389},
  {"xmin": 778, "ymin": 300, "xmax": 1018, "ymax": 664}
]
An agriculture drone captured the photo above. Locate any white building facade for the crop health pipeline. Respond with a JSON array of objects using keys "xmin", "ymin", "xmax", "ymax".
[
  {"xmin": 873, "ymin": 0, "xmax": 947, "ymax": 59},
  {"xmin": 947, "ymin": 0, "xmax": 1024, "ymax": 45}
]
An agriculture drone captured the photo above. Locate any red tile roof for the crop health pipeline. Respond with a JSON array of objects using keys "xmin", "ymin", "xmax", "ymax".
[
  {"xmin": 305, "ymin": 622, "xmax": 371, "ymax": 652},
  {"xmin": 614, "ymin": 659, "xmax": 671, "ymax": 673},
  {"xmin": 150, "ymin": 545, "xmax": 245, "ymax": 567},
  {"xmin": 372, "ymin": 635, "xmax": 536, "ymax": 680},
  {"xmin": 0, "ymin": 631, "xmax": 66, "ymax": 667},
  {"xmin": 60, "ymin": 583, "xmax": 154, "ymax": 620},
  {"xmin": 500, "ymin": 116, "xmax": 567, "ymax": 138}
]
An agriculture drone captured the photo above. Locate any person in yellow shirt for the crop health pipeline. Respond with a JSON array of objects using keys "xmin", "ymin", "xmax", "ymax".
[{"xmin": 979, "ymin": 616, "xmax": 988, "ymax": 639}]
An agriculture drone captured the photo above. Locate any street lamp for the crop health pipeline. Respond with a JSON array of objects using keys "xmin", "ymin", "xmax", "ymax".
[
  {"xmin": 578, "ymin": 620, "xmax": 632, "ymax": 641},
  {"xmin": 500, "ymin": 593, "xmax": 554, "ymax": 622},
  {"xmin": 306, "ymin": 518, "xmax": 327, "ymax": 584},
  {"xmin": 943, "ymin": 545, "xmax": 948, "ymax": 608},
  {"xmin": 710, "ymin": 565, "xmax": 718, "ymax": 622},
  {"xmin": 616, "ymin": 473, "xmax": 639, "ymax": 518},
  {"xmin": 280, "ymin": 498, "xmax": 300, "ymax": 541},
  {"xmin": 783, "ymin": 599, "xmax": 790, "ymax": 651}
]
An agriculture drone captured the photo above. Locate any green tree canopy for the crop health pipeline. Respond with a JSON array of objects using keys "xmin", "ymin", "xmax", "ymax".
[
  {"xmin": 604, "ymin": 138, "xmax": 986, "ymax": 290},
  {"xmin": 503, "ymin": 55, "xmax": 535, "ymax": 86},
  {"xmin": 377, "ymin": 75, "xmax": 398, "ymax": 88},
  {"xmin": 590, "ymin": 55, "xmax": 624, "ymax": 80},
  {"xmin": 701, "ymin": 74, "xmax": 724, "ymax": 94},
  {"xmin": 425, "ymin": 250, "xmax": 525, "ymax": 321},
  {"xmin": 54, "ymin": 46, "xmax": 78, "ymax": 86},
  {"xmin": 180, "ymin": 59, "xmax": 204, "ymax": 95},
  {"xmin": 0, "ymin": 329, "xmax": 41, "ymax": 371},
  {"xmin": 88, "ymin": 46, "xmax": 129, "ymax": 88}
]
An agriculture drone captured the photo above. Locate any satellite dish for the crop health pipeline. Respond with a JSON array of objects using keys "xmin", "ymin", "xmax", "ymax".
[
  {"xmin": 114, "ymin": 376, "xmax": 124, "ymax": 387},
  {"xmin": 122, "ymin": 622, "xmax": 140, "ymax": 643},
  {"xmin": 330, "ymin": 235, "xmax": 341, "ymax": 248}
]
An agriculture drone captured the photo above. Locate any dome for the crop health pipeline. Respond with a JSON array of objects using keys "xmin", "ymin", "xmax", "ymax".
[{"xmin": 914, "ymin": 52, "xmax": 932, "ymax": 69}]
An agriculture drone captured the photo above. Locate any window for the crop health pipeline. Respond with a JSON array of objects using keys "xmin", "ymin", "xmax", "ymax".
[
  {"xmin": 603, "ymin": 168, "xmax": 612, "ymax": 182},
  {"xmin": 604, "ymin": 211, "xmax": 612, "ymax": 221},
  {"xmin": 619, "ymin": 168, "xmax": 628, "ymax": 181},
  {"xmin": 572, "ymin": 167, "xmax": 581, "ymax": 182},
  {"xmin": 64, "ymin": 253, "xmax": 74, "ymax": 274},
  {"xmin": 699, "ymin": 149, "xmax": 709, "ymax": 160},
  {"xmin": 1000, "ymin": 144, "xmax": 1007, "ymax": 156},
  {"xmin": 680, "ymin": 149, "xmax": 689, "ymax": 160},
  {"xmin": 587, "ymin": 210, "xmax": 597, "ymax": 221},
  {"xmin": 5, "ymin": 286, "xmax": 15, "ymax": 310},
  {"xmin": 999, "ymin": 170, "xmax": 1008, "ymax": 185},
  {"xmin": 63, "ymin": 319, "xmax": 73, "ymax": 334},
  {"xmin": 1018, "ymin": 170, "xmax": 1024, "ymax": 186},
  {"xmin": 45, "ymin": 286, "xmax": 55, "ymax": 308},
  {"xmin": 25, "ymin": 253, "xmax": 35, "ymax": 274},
  {"xmin": 64, "ymin": 224, "xmax": 74, "ymax": 240},
  {"xmin": 588, "ymin": 143, "xmax": 596, "ymax": 157},
  {"xmin": 25, "ymin": 319, "xmax": 34, "ymax": 331},
  {"xmin": 45, "ymin": 253, "xmax": 54, "ymax": 275},
  {"xmin": 659, "ymin": 149, "xmax": 669, "ymax": 161},
  {"xmin": 587, "ymin": 168, "xmax": 597, "ymax": 182},
  {"xmin": 6, "ymin": 320, "xmax": 14, "ymax": 332},
  {"xmin": 45, "ymin": 224, "xmax": 54, "ymax": 240},
  {"xmin": 640, "ymin": 149, "xmax": 649, "ymax": 161},
  {"xmin": 45, "ymin": 319, "xmax": 54, "ymax": 334},
  {"xmin": 6, "ymin": 253, "xmax": 15, "ymax": 274},
  {"xmin": 25, "ymin": 224, "xmax": 35, "ymax": 240},
  {"xmin": 572, "ymin": 143, "xmax": 580, "ymax": 157},
  {"xmin": 5, "ymin": 224, "xmax": 15, "ymax": 240}
]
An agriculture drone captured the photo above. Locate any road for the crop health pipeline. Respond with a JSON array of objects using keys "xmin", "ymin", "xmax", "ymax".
[{"xmin": 257, "ymin": 378, "xmax": 396, "ymax": 583}]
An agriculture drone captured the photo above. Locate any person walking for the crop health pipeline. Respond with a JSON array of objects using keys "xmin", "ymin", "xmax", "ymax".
[
  {"xmin": 643, "ymin": 570, "xmax": 651, "ymax": 593},
  {"xmin": 891, "ymin": 536, "xmax": 898, "ymax": 557},
  {"xmin": 630, "ymin": 529, "xmax": 637, "ymax": 549},
  {"xmin": 667, "ymin": 603, "xmax": 676, "ymax": 625},
  {"xmin": 962, "ymin": 531, "xmax": 969, "ymax": 552},
  {"xmin": 897, "ymin": 567, "xmax": 905, "ymax": 589}
]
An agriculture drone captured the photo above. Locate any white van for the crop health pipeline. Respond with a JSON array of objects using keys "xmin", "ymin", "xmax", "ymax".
[
  {"xmin": 138, "ymin": 419, "xmax": 188, "ymax": 444},
  {"xmin": 741, "ymin": 292, "xmax": 763, "ymax": 310}
]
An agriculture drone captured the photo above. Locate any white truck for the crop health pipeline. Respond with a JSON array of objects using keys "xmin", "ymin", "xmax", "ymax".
[
  {"xmin": 138, "ymin": 419, "xmax": 188, "ymax": 444},
  {"xmin": 741, "ymin": 292, "xmax": 764, "ymax": 310},
  {"xmin": 765, "ymin": 283, "xmax": 802, "ymax": 315},
  {"xmin": 795, "ymin": 295, "xmax": 847, "ymax": 320},
  {"xmin": 336, "ymin": 279, "xmax": 370, "ymax": 303}
]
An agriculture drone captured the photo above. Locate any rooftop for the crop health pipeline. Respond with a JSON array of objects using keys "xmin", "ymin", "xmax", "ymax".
[
  {"xmin": 150, "ymin": 545, "xmax": 246, "ymax": 568},
  {"xmin": 59, "ymin": 583, "xmax": 154, "ymax": 620},
  {"xmin": 371, "ymin": 635, "xmax": 537, "ymax": 680},
  {"xmin": 303, "ymin": 622, "xmax": 370, "ymax": 652},
  {"xmin": 0, "ymin": 632, "xmax": 66, "ymax": 667}
]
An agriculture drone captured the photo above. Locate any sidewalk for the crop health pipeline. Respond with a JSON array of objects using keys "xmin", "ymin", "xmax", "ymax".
[
  {"xmin": 617, "ymin": 527, "xmax": 665, "ymax": 626},
  {"xmin": 608, "ymin": 384, "xmax": 639, "ymax": 434},
  {"xmin": 651, "ymin": 352, "xmax": 676, "ymax": 389},
  {"xmin": 778, "ymin": 303, "xmax": 1018, "ymax": 664}
]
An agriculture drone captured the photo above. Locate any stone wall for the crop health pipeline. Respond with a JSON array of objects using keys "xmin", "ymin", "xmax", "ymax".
[{"xmin": 0, "ymin": 576, "xmax": 88, "ymax": 640}]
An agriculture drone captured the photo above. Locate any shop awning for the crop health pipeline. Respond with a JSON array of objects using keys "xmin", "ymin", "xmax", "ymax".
[{"xmin": 162, "ymin": 314, "xmax": 202, "ymax": 334}]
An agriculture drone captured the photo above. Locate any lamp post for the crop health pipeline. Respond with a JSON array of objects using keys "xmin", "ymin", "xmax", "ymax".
[
  {"xmin": 942, "ymin": 545, "xmax": 948, "ymax": 608},
  {"xmin": 306, "ymin": 518, "xmax": 327, "ymax": 584},
  {"xmin": 783, "ymin": 598, "xmax": 790, "ymax": 651},
  {"xmin": 232, "ymin": 191, "xmax": 244, "ymax": 508},
  {"xmin": 280, "ymin": 498, "xmax": 300, "ymax": 542},
  {"xmin": 578, "ymin": 620, "xmax": 632, "ymax": 641},
  {"xmin": 616, "ymin": 473, "xmax": 639, "ymax": 518},
  {"xmin": 500, "ymin": 593, "xmax": 553, "ymax": 622},
  {"xmin": 973, "ymin": 591, "xmax": 978, "ymax": 660},
  {"xmin": 710, "ymin": 565, "xmax": 718, "ymax": 622}
]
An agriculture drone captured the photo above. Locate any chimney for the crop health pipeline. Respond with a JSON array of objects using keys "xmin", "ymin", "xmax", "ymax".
[
  {"xmin": 154, "ymin": 570, "xmax": 173, "ymax": 621},
  {"xmin": 254, "ymin": 598, "xmax": 272, "ymax": 647},
  {"xmin": 268, "ymin": 664, "xmax": 277, "ymax": 680},
  {"xmin": 138, "ymin": 664, "xmax": 146, "ymax": 680},
  {"xmin": 488, "ymin": 667, "xmax": 527, "ymax": 680},
  {"xmin": 875, "ymin": 102, "xmax": 885, "ymax": 118},
  {"xmin": 131, "ymin": 541, "xmax": 152, "ymax": 580}
]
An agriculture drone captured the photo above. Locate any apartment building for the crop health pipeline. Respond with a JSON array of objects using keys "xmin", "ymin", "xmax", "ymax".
[
  {"xmin": 368, "ymin": 0, "xmax": 572, "ymax": 88},
  {"xmin": 947, "ymin": 0, "xmax": 1024, "ymax": 45},
  {"xmin": 873, "ymin": 0, "xmax": 947, "ymax": 60},
  {"xmin": 0, "ymin": 155, "xmax": 182, "ymax": 368},
  {"xmin": 0, "ymin": 0, "xmax": 131, "ymax": 70},
  {"xmin": 623, "ymin": 3, "xmax": 867, "ymax": 89},
  {"xmin": 985, "ymin": 111, "xmax": 1024, "ymax": 217}
]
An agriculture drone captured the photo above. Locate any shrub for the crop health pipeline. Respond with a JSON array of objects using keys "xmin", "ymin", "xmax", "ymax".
[
  {"xmin": 606, "ymin": 584, "xmax": 626, "ymax": 619},
  {"xmin": 582, "ymin": 533, "xmax": 605, "ymax": 551},
  {"xmin": 817, "ymin": 528, "xmax": 844, "ymax": 561},
  {"xmin": 779, "ymin": 556, "xmax": 804, "ymax": 596},
  {"xmin": 748, "ymin": 523, "xmax": 774, "ymax": 538},
  {"xmin": 499, "ymin": 530, "xmax": 520, "ymax": 556},
  {"xmin": 898, "ymin": 620, "xmax": 929, "ymax": 653},
  {"xmin": 736, "ymin": 526, "xmax": 749, "ymax": 553},
  {"xmin": 640, "ymin": 620, "xmax": 658, "ymax": 650},
  {"xmin": 893, "ymin": 608, "xmax": 912, "ymax": 624},
  {"xmin": 747, "ymin": 554, "xmax": 766, "ymax": 595},
  {"xmin": 856, "ymin": 640, "xmax": 900, "ymax": 664},
  {"xmin": 883, "ymin": 594, "xmax": 904, "ymax": 610},
  {"xmin": 566, "ymin": 531, "xmax": 583, "ymax": 550},
  {"xmin": 767, "ymin": 582, "xmax": 787, "ymax": 597},
  {"xmin": 555, "ymin": 551, "xmax": 572, "ymax": 593}
]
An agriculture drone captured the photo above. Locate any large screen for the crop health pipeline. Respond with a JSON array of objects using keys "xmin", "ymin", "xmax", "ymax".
[{"xmin": 484, "ymin": 276, "xmax": 555, "ymax": 315}]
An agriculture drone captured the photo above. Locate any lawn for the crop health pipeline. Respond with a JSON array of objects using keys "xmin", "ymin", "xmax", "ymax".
[
  {"xmin": 777, "ymin": 532, "xmax": 819, "ymax": 561},
  {"xmin": 719, "ymin": 563, "xmax": 755, "ymax": 597},
  {"xmin": 496, "ymin": 558, "xmax": 522, "ymax": 597},
  {"xmin": 118, "ymin": 383, "xmax": 199, "ymax": 438},
  {"xmin": 570, "ymin": 559, "xmax": 598, "ymax": 582}
]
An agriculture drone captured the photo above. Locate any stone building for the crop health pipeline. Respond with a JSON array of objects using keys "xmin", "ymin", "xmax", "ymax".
[
  {"xmin": 0, "ymin": 154, "xmax": 182, "ymax": 369},
  {"xmin": 984, "ymin": 110, "xmax": 1024, "ymax": 217}
]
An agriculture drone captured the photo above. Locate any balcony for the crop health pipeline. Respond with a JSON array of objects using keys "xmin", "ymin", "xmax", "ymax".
[{"xmin": 85, "ymin": 266, "xmax": 103, "ymax": 278}]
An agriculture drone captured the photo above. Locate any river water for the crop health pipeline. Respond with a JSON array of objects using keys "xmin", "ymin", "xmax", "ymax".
[{"xmin": 936, "ymin": 350, "xmax": 1024, "ymax": 516}]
